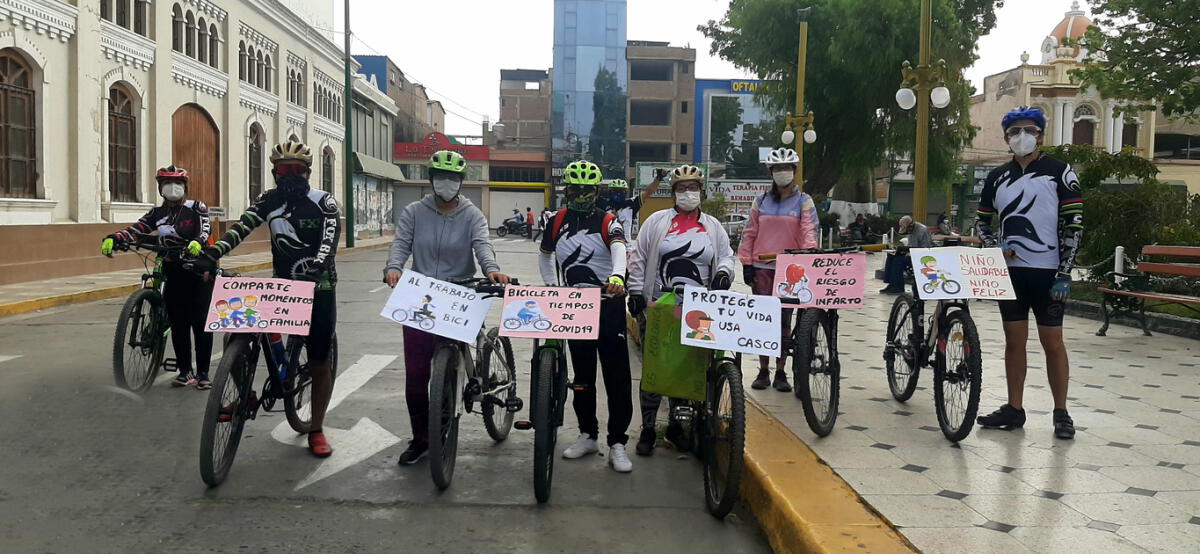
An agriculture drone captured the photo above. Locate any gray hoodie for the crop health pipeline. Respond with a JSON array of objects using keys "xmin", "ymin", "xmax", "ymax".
[{"xmin": 385, "ymin": 195, "xmax": 500, "ymax": 281}]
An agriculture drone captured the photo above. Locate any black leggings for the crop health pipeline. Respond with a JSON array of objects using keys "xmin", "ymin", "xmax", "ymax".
[
  {"xmin": 566, "ymin": 296, "xmax": 633, "ymax": 446},
  {"xmin": 163, "ymin": 262, "xmax": 215, "ymax": 378}
]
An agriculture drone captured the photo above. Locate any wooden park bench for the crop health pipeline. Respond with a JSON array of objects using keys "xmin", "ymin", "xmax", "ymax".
[{"xmin": 1096, "ymin": 245, "xmax": 1200, "ymax": 336}]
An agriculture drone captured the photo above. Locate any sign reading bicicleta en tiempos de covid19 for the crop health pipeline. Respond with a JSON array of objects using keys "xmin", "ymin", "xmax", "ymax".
[{"xmin": 498, "ymin": 286, "xmax": 601, "ymax": 340}]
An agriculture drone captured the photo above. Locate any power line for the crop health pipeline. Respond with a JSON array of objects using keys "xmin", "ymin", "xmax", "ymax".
[{"xmin": 348, "ymin": 34, "xmax": 491, "ymax": 122}]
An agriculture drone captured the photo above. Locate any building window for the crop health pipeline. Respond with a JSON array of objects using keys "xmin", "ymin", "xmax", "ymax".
[
  {"xmin": 681, "ymin": 62, "xmax": 691, "ymax": 74},
  {"xmin": 208, "ymin": 24, "xmax": 219, "ymax": 69},
  {"xmin": 1074, "ymin": 104, "xmax": 1095, "ymax": 118},
  {"xmin": 116, "ymin": 0, "xmax": 130, "ymax": 28},
  {"xmin": 101, "ymin": 1, "xmax": 112, "ymax": 21},
  {"xmin": 681, "ymin": 101, "xmax": 688, "ymax": 114},
  {"xmin": 679, "ymin": 143, "xmax": 689, "ymax": 156},
  {"xmin": 185, "ymin": 11, "xmax": 196, "ymax": 57},
  {"xmin": 630, "ymin": 100, "xmax": 672, "ymax": 126},
  {"xmin": 172, "ymin": 5, "xmax": 184, "ymax": 52},
  {"xmin": 1123, "ymin": 124, "xmax": 1140, "ymax": 148},
  {"xmin": 322, "ymin": 147, "xmax": 334, "ymax": 192},
  {"xmin": 108, "ymin": 85, "xmax": 138, "ymax": 202},
  {"xmin": 630, "ymin": 60, "xmax": 673, "ymax": 81},
  {"xmin": 197, "ymin": 18, "xmax": 208, "ymax": 64},
  {"xmin": 248, "ymin": 124, "xmax": 265, "ymax": 201},
  {"xmin": 238, "ymin": 42, "xmax": 246, "ymax": 80},
  {"xmin": 264, "ymin": 55, "xmax": 273, "ymax": 93},
  {"xmin": 135, "ymin": 1, "xmax": 148, "ymax": 36},
  {"xmin": 0, "ymin": 50, "xmax": 37, "ymax": 199}
]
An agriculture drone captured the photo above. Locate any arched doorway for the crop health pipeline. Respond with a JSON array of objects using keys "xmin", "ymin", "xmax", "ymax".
[{"xmin": 171, "ymin": 104, "xmax": 220, "ymax": 207}]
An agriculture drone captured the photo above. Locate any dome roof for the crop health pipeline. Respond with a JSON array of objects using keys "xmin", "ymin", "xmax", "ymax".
[{"xmin": 1050, "ymin": 1, "xmax": 1092, "ymax": 42}]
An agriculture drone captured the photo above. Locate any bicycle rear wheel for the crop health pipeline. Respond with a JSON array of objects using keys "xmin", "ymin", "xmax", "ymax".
[
  {"xmin": 284, "ymin": 333, "xmax": 340, "ymax": 434},
  {"xmin": 112, "ymin": 288, "xmax": 167, "ymax": 392},
  {"xmin": 532, "ymin": 348, "xmax": 558, "ymax": 503},
  {"xmin": 481, "ymin": 329, "xmax": 517, "ymax": 442},
  {"xmin": 428, "ymin": 344, "xmax": 461, "ymax": 490},
  {"xmin": 934, "ymin": 310, "xmax": 982, "ymax": 442},
  {"xmin": 199, "ymin": 335, "xmax": 258, "ymax": 487},
  {"xmin": 884, "ymin": 294, "xmax": 921, "ymax": 402},
  {"xmin": 703, "ymin": 362, "xmax": 745, "ymax": 518},
  {"xmin": 794, "ymin": 309, "xmax": 840, "ymax": 437}
]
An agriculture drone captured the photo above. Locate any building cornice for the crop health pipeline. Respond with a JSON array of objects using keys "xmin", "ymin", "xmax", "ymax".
[
  {"xmin": 181, "ymin": 0, "xmax": 227, "ymax": 23},
  {"xmin": 287, "ymin": 50, "xmax": 307, "ymax": 69},
  {"xmin": 239, "ymin": 83, "xmax": 279, "ymax": 116},
  {"xmin": 0, "ymin": 0, "xmax": 77, "ymax": 42},
  {"xmin": 314, "ymin": 67, "xmax": 341, "ymax": 93},
  {"xmin": 353, "ymin": 76, "xmax": 398, "ymax": 116},
  {"xmin": 239, "ymin": 21, "xmax": 278, "ymax": 53},
  {"xmin": 287, "ymin": 103, "xmax": 307, "ymax": 127},
  {"xmin": 313, "ymin": 114, "xmax": 343, "ymax": 141},
  {"xmin": 171, "ymin": 52, "xmax": 229, "ymax": 98},
  {"xmin": 101, "ymin": 20, "xmax": 155, "ymax": 71},
  {"xmin": 243, "ymin": 0, "xmax": 355, "ymax": 72}
]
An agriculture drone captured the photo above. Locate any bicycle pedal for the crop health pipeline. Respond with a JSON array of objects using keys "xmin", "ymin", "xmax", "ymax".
[
  {"xmin": 505, "ymin": 398, "xmax": 524, "ymax": 413},
  {"xmin": 514, "ymin": 420, "xmax": 533, "ymax": 430}
]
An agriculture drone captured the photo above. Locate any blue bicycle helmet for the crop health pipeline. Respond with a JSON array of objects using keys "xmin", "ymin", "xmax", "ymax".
[{"xmin": 1002, "ymin": 106, "xmax": 1046, "ymax": 131}]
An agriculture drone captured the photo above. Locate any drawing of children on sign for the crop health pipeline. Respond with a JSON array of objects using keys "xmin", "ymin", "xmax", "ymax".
[
  {"xmin": 214, "ymin": 300, "xmax": 231, "ymax": 328},
  {"xmin": 684, "ymin": 310, "xmax": 716, "ymax": 341},
  {"xmin": 228, "ymin": 298, "xmax": 246, "ymax": 328},
  {"xmin": 242, "ymin": 296, "xmax": 259, "ymax": 326},
  {"xmin": 918, "ymin": 255, "xmax": 962, "ymax": 295},
  {"xmin": 502, "ymin": 299, "xmax": 552, "ymax": 331},
  {"xmin": 775, "ymin": 264, "xmax": 813, "ymax": 303}
]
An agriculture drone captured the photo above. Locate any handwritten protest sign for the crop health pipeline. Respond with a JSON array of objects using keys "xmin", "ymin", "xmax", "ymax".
[
  {"xmin": 909, "ymin": 247, "xmax": 1015, "ymax": 300},
  {"xmin": 499, "ymin": 286, "xmax": 600, "ymax": 339},
  {"xmin": 679, "ymin": 285, "xmax": 782, "ymax": 357},
  {"xmin": 379, "ymin": 271, "xmax": 494, "ymax": 343},
  {"xmin": 205, "ymin": 277, "xmax": 315, "ymax": 334},
  {"xmin": 771, "ymin": 253, "xmax": 867, "ymax": 309}
]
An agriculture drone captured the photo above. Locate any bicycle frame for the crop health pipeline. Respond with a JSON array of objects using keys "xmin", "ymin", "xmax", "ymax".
[
  {"xmin": 903, "ymin": 263, "xmax": 972, "ymax": 367},
  {"xmin": 530, "ymin": 338, "xmax": 570, "ymax": 428}
]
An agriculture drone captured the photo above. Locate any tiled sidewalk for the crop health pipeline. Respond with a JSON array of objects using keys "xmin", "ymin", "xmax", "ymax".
[{"xmin": 750, "ymin": 255, "xmax": 1200, "ymax": 554}]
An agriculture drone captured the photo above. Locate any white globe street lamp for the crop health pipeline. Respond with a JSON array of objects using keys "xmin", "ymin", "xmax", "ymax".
[
  {"xmin": 895, "ymin": 87, "xmax": 917, "ymax": 110},
  {"xmin": 930, "ymin": 86, "xmax": 951, "ymax": 109},
  {"xmin": 781, "ymin": 129, "xmax": 796, "ymax": 145},
  {"xmin": 803, "ymin": 129, "xmax": 817, "ymax": 144}
]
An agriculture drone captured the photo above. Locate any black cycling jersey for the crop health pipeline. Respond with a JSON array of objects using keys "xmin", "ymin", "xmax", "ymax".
[
  {"xmin": 209, "ymin": 188, "xmax": 340, "ymax": 283},
  {"xmin": 113, "ymin": 200, "xmax": 212, "ymax": 254}
]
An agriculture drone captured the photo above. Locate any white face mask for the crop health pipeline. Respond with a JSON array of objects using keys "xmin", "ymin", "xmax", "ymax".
[
  {"xmin": 1008, "ymin": 132, "xmax": 1038, "ymax": 157},
  {"xmin": 772, "ymin": 170, "xmax": 794, "ymax": 187},
  {"xmin": 675, "ymin": 190, "xmax": 702, "ymax": 211},
  {"xmin": 160, "ymin": 183, "xmax": 185, "ymax": 202},
  {"xmin": 432, "ymin": 177, "xmax": 461, "ymax": 202}
]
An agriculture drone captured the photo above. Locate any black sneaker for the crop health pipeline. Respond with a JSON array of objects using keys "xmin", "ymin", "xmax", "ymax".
[
  {"xmin": 171, "ymin": 373, "xmax": 192, "ymax": 388},
  {"xmin": 1053, "ymin": 409, "xmax": 1075, "ymax": 440},
  {"xmin": 635, "ymin": 427, "xmax": 656, "ymax": 457},
  {"xmin": 977, "ymin": 404, "xmax": 1026, "ymax": 430},
  {"xmin": 397, "ymin": 440, "xmax": 429, "ymax": 465},
  {"xmin": 772, "ymin": 370, "xmax": 792, "ymax": 393},
  {"xmin": 665, "ymin": 422, "xmax": 691, "ymax": 452},
  {"xmin": 751, "ymin": 369, "xmax": 771, "ymax": 390},
  {"xmin": 879, "ymin": 287, "xmax": 903, "ymax": 295}
]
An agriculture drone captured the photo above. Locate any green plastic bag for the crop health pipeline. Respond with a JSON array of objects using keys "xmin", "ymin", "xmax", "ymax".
[{"xmin": 641, "ymin": 292, "xmax": 711, "ymax": 401}]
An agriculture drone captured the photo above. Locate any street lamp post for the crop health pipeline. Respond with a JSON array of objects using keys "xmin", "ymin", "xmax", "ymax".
[
  {"xmin": 895, "ymin": 0, "xmax": 951, "ymax": 225},
  {"xmin": 780, "ymin": 8, "xmax": 816, "ymax": 189},
  {"xmin": 342, "ymin": 0, "xmax": 355, "ymax": 248}
]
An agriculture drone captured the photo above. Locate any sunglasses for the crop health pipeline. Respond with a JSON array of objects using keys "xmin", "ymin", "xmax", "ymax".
[
  {"xmin": 1004, "ymin": 125, "xmax": 1042, "ymax": 138},
  {"xmin": 674, "ymin": 182, "xmax": 702, "ymax": 193},
  {"xmin": 273, "ymin": 164, "xmax": 308, "ymax": 177}
]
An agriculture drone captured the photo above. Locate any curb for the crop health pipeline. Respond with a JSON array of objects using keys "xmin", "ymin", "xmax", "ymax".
[
  {"xmin": 0, "ymin": 242, "xmax": 390, "ymax": 319},
  {"xmin": 741, "ymin": 397, "xmax": 917, "ymax": 553}
]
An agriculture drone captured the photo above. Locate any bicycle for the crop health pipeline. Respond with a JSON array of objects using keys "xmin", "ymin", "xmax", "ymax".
[
  {"xmin": 502, "ymin": 315, "xmax": 552, "ymax": 331},
  {"xmin": 391, "ymin": 308, "xmax": 436, "ymax": 330},
  {"xmin": 921, "ymin": 273, "xmax": 962, "ymax": 295},
  {"xmin": 765, "ymin": 246, "xmax": 861, "ymax": 437},
  {"xmin": 196, "ymin": 268, "xmax": 339, "ymax": 487},
  {"xmin": 883, "ymin": 245, "xmax": 982, "ymax": 442},
  {"xmin": 426, "ymin": 278, "xmax": 523, "ymax": 491},
  {"xmin": 110, "ymin": 242, "xmax": 180, "ymax": 392}
]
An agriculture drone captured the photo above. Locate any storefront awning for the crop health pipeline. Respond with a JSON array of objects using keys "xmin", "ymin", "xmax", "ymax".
[{"xmin": 353, "ymin": 153, "xmax": 406, "ymax": 182}]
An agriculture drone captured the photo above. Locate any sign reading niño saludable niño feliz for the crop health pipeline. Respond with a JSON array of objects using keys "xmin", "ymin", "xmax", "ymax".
[{"xmin": 679, "ymin": 285, "xmax": 782, "ymax": 357}]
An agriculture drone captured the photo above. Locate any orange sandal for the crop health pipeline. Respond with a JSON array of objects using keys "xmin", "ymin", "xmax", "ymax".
[{"xmin": 308, "ymin": 431, "xmax": 333, "ymax": 458}]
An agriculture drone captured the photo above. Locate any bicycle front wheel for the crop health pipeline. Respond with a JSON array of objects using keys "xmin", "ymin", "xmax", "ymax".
[
  {"xmin": 943, "ymin": 279, "xmax": 962, "ymax": 294},
  {"xmin": 934, "ymin": 310, "xmax": 982, "ymax": 442},
  {"xmin": 284, "ymin": 333, "xmax": 340, "ymax": 434},
  {"xmin": 112, "ymin": 288, "xmax": 167, "ymax": 392},
  {"xmin": 532, "ymin": 348, "xmax": 558, "ymax": 503},
  {"xmin": 199, "ymin": 335, "xmax": 258, "ymax": 487},
  {"xmin": 481, "ymin": 329, "xmax": 516, "ymax": 442},
  {"xmin": 703, "ymin": 362, "xmax": 745, "ymax": 518},
  {"xmin": 794, "ymin": 309, "xmax": 841, "ymax": 437},
  {"xmin": 884, "ymin": 294, "xmax": 921, "ymax": 402},
  {"xmin": 428, "ymin": 344, "xmax": 461, "ymax": 490}
]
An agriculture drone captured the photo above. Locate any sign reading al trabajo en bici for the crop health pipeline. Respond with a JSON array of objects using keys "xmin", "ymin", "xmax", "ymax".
[
  {"xmin": 908, "ymin": 247, "xmax": 1016, "ymax": 300},
  {"xmin": 678, "ymin": 285, "xmax": 782, "ymax": 357},
  {"xmin": 379, "ymin": 271, "xmax": 494, "ymax": 343},
  {"xmin": 204, "ymin": 277, "xmax": 315, "ymax": 334},
  {"xmin": 499, "ymin": 285, "xmax": 601, "ymax": 340},
  {"xmin": 770, "ymin": 253, "xmax": 867, "ymax": 309}
]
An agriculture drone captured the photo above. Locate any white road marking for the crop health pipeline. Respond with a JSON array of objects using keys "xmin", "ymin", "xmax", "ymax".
[
  {"xmin": 0, "ymin": 355, "xmax": 22, "ymax": 364},
  {"xmin": 368, "ymin": 284, "xmax": 389, "ymax": 293}
]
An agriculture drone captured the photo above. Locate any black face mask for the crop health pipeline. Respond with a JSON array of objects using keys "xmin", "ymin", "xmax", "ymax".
[{"xmin": 277, "ymin": 175, "xmax": 310, "ymax": 196}]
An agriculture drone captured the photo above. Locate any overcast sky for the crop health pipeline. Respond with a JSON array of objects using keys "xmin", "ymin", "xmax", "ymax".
[{"xmin": 337, "ymin": 0, "xmax": 1090, "ymax": 137}]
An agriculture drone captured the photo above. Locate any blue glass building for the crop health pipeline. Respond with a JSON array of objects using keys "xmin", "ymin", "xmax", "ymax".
[{"xmin": 552, "ymin": 0, "xmax": 627, "ymax": 177}]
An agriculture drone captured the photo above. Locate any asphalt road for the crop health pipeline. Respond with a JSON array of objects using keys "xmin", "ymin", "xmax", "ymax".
[{"xmin": 0, "ymin": 236, "xmax": 769, "ymax": 553}]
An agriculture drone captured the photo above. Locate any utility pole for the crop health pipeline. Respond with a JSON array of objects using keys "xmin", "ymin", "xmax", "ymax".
[
  {"xmin": 342, "ymin": 0, "xmax": 355, "ymax": 247},
  {"xmin": 782, "ymin": 8, "xmax": 815, "ymax": 190},
  {"xmin": 912, "ymin": 0, "xmax": 932, "ymax": 225}
]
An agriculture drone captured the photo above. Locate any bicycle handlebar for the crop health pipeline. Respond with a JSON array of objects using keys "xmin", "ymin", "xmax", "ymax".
[
  {"xmin": 447, "ymin": 277, "xmax": 520, "ymax": 297},
  {"xmin": 758, "ymin": 246, "xmax": 863, "ymax": 260},
  {"xmin": 115, "ymin": 241, "xmax": 181, "ymax": 255}
]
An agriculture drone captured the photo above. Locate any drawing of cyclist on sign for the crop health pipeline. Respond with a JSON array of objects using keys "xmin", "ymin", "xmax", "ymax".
[
  {"xmin": 684, "ymin": 310, "xmax": 716, "ymax": 341},
  {"xmin": 502, "ymin": 299, "xmax": 552, "ymax": 331},
  {"xmin": 775, "ymin": 264, "xmax": 813, "ymax": 303},
  {"xmin": 919, "ymin": 255, "xmax": 962, "ymax": 295}
]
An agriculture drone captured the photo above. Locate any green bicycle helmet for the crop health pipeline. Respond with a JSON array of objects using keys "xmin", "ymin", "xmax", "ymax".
[
  {"xmin": 429, "ymin": 150, "xmax": 467, "ymax": 174},
  {"xmin": 607, "ymin": 179, "xmax": 629, "ymax": 190},
  {"xmin": 920, "ymin": 255, "xmax": 937, "ymax": 264},
  {"xmin": 563, "ymin": 160, "xmax": 602, "ymax": 185}
]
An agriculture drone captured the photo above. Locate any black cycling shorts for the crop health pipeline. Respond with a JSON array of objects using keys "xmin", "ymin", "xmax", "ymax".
[
  {"xmin": 998, "ymin": 267, "xmax": 1064, "ymax": 327},
  {"xmin": 305, "ymin": 289, "xmax": 337, "ymax": 362}
]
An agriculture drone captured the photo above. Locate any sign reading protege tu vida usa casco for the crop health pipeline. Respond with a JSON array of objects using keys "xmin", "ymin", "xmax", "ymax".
[
  {"xmin": 908, "ymin": 247, "xmax": 1016, "ymax": 301},
  {"xmin": 204, "ymin": 277, "xmax": 315, "ymax": 334},
  {"xmin": 499, "ymin": 286, "xmax": 600, "ymax": 340},
  {"xmin": 679, "ymin": 285, "xmax": 782, "ymax": 357},
  {"xmin": 771, "ymin": 253, "xmax": 867, "ymax": 309},
  {"xmin": 379, "ymin": 271, "xmax": 494, "ymax": 343}
]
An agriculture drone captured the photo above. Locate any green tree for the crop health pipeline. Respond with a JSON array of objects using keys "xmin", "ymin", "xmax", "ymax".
[
  {"xmin": 1074, "ymin": 0, "xmax": 1200, "ymax": 120},
  {"xmin": 700, "ymin": 0, "xmax": 1002, "ymax": 197},
  {"xmin": 588, "ymin": 67, "xmax": 628, "ymax": 178},
  {"xmin": 727, "ymin": 120, "xmax": 777, "ymax": 178},
  {"xmin": 710, "ymin": 96, "xmax": 744, "ymax": 165},
  {"xmin": 1038, "ymin": 143, "xmax": 1160, "ymax": 190}
]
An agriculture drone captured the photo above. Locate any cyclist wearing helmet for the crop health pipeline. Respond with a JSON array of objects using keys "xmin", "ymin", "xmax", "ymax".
[
  {"xmin": 975, "ymin": 106, "xmax": 1083, "ymax": 440},
  {"xmin": 102, "ymin": 166, "xmax": 213, "ymax": 388},
  {"xmin": 600, "ymin": 175, "xmax": 663, "ymax": 239},
  {"xmin": 627, "ymin": 164, "xmax": 736, "ymax": 456},
  {"xmin": 384, "ymin": 149, "xmax": 511, "ymax": 465},
  {"xmin": 738, "ymin": 147, "xmax": 818, "ymax": 392},
  {"xmin": 194, "ymin": 139, "xmax": 341, "ymax": 457},
  {"xmin": 539, "ymin": 160, "xmax": 634, "ymax": 473}
]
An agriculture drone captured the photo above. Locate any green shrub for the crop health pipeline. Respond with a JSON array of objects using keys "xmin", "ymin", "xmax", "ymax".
[{"xmin": 1080, "ymin": 181, "xmax": 1200, "ymax": 278}]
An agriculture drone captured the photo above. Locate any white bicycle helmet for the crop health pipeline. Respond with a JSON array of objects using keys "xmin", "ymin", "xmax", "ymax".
[
  {"xmin": 765, "ymin": 147, "xmax": 800, "ymax": 166},
  {"xmin": 270, "ymin": 139, "xmax": 313, "ymax": 166}
]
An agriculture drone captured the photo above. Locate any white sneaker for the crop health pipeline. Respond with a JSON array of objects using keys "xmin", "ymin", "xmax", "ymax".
[
  {"xmin": 609, "ymin": 444, "xmax": 633, "ymax": 473},
  {"xmin": 562, "ymin": 434, "xmax": 599, "ymax": 459}
]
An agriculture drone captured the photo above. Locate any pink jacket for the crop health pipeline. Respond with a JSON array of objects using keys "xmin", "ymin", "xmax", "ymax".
[{"xmin": 737, "ymin": 191, "xmax": 819, "ymax": 268}]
